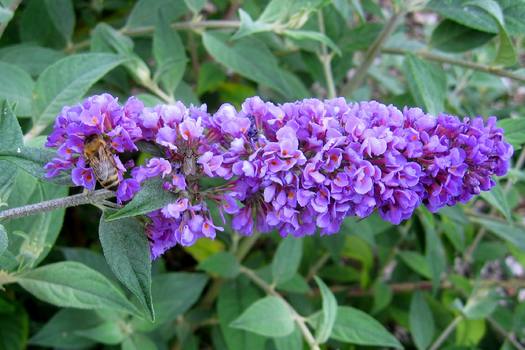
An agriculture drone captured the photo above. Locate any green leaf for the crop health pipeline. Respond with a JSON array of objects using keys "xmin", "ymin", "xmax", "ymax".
[
  {"xmin": 105, "ymin": 178, "xmax": 178, "ymax": 221},
  {"xmin": 404, "ymin": 54, "xmax": 447, "ymax": 115},
  {"xmin": 276, "ymin": 273, "xmax": 311, "ymax": 294},
  {"xmin": 32, "ymin": 53, "xmax": 126, "ymax": 128},
  {"xmin": 16, "ymin": 262, "xmax": 140, "ymax": 315},
  {"xmin": 230, "ymin": 296, "xmax": 294, "ymax": 337},
  {"xmin": 0, "ymin": 224, "xmax": 7, "ymax": 256},
  {"xmin": 272, "ymin": 236, "xmax": 303, "ymax": 284},
  {"xmin": 44, "ymin": 0, "xmax": 75, "ymax": 43},
  {"xmin": 409, "ymin": 292, "xmax": 435, "ymax": 350},
  {"xmin": 232, "ymin": 9, "xmax": 275, "ymax": 39},
  {"xmin": 184, "ymin": 0, "xmax": 205, "ymax": 13},
  {"xmin": 419, "ymin": 209, "xmax": 446, "ymax": 292},
  {"xmin": 3, "ymin": 171, "xmax": 68, "ymax": 268},
  {"xmin": 0, "ymin": 44, "xmax": 65, "ymax": 76},
  {"xmin": 0, "ymin": 5, "xmax": 13, "ymax": 23},
  {"xmin": 197, "ymin": 62, "xmax": 226, "ymax": 95},
  {"xmin": 198, "ymin": 252, "xmax": 240, "ymax": 278},
  {"xmin": 498, "ymin": 118, "xmax": 525, "ymax": 148},
  {"xmin": 398, "ymin": 251, "xmax": 432, "ymax": 279},
  {"xmin": 314, "ymin": 276, "xmax": 337, "ymax": 343},
  {"xmin": 125, "ymin": 0, "xmax": 188, "ymax": 29},
  {"xmin": 218, "ymin": 278, "xmax": 266, "ymax": 350},
  {"xmin": 152, "ymin": 273, "xmax": 208, "ymax": 324},
  {"xmin": 74, "ymin": 322, "xmax": 126, "ymax": 345},
  {"xmin": 470, "ymin": 217, "xmax": 525, "ymax": 251},
  {"xmin": 455, "ymin": 318, "xmax": 486, "ymax": 346},
  {"xmin": 284, "ymin": 29, "xmax": 342, "ymax": 55},
  {"xmin": 465, "ymin": 0, "xmax": 517, "ymax": 66},
  {"xmin": 0, "ymin": 62, "xmax": 34, "ymax": 116},
  {"xmin": 480, "ymin": 182, "xmax": 512, "ymax": 222},
  {"xmin": 273, "ymin": 325, "xmax": 303, "ymax": 350},
  {"xmin": 202, "ymin": 31, "xmax": 308, "ymax": 99},
  {"xmin": 371, "ymin": 280, "xmax": 393, "ymax": 314},
  {"xmin": 62, "ymin": 248, "xmax": 117, "ymax": 284},
  {"xmin": 430, "ymin": 19, "xmax": 495, "ymax": 53},
  {"xmin": 122, "ymin": 334, "xmax": 157, "ymax": 350},
  {"xmin": 29, "ymin": 309, "xmax": 101, "ymax": 349},
  {"xmin": 462, "ymin": 289, "xmax": 499, "ymax": 319},
  {"xmin": 315, "ymin": 306, "xmax": 403, "ymax": 348},
  {"xmin": 0, "ymin": 99, "xmax": 22, "ymax": 150},
  {"xmin": 99, "ymin": 217, "xmax": 153, "ymax": 320},
  {"xmin": 153, "ymin": 11, "xmax": 188, "ymax": 93},
  {"xmin": 19, "ymin": 0, "xmax": 66, "ymax": 48},
  {"xmin": 0, "ymin": 303, "xmax": 28, "ymax": 350}
]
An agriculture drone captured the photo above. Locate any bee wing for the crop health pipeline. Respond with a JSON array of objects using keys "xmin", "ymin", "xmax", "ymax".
[{"xmin": 91, "ymin": 147, "xmax": 116, "ymax": 182}]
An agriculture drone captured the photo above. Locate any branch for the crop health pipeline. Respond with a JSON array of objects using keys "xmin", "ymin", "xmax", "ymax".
[
  {"xmin": 317, "ymin": 11, "xmax": 336, "ymax": 99},
  {"xmin": 240, "ymin": 266, "xmax": 321, "ymax": 350},
  {"xmin": 429, "ymin": 316, "xmax": 462, "ymax": 350},
  {"xmin": 382, "ymin": 47, "xmax": 525, "ymax": 84},
  {"xmin": 67, "ymin": 20, "xmax": 241, "ymax": 53},
  {"xmin": 0, "ymin": 189, "xmax": 115, "ymax": 221}
]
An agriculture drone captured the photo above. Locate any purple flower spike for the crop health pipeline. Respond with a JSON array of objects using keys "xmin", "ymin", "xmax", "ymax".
[{"xmin": 45, "ymin": 93, "xmax": 513, "ymax": 259}]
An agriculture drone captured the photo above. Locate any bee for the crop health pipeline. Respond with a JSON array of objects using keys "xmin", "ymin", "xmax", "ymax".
[{"xmin": 83, "ymin": 134, "xmax": 120, "ymax": 190}]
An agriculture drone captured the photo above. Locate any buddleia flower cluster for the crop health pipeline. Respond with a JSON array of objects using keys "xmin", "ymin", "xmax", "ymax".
[{"xmin": 45, "ymin": 94, "xmax": 513, "ymax": 259}]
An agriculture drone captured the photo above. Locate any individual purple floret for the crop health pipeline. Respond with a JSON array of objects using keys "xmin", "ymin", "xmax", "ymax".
[
  {"xmin": 44, "ymin": 95, "xmax": 513, "ymax": 259},
  {"xmin": 44, "ymin": 94, "xmax": 143, "ymax": 203}
]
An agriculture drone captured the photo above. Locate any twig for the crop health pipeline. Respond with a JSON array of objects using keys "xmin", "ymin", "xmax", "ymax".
[
  {"xmin": 306, "ymin": 252, "xmax": 330, "ymax": 282},
  {"xmin": 488, "ymin": 317, "xmax": 525, "ymax": 350},
  {"xmin": 240, "ymin": 266, "xmax": 321, "ymax": 350},
  {"xmin": 382, "ymin": 47, "xmax": 525, "ymax": 84},
  {"xmin": 340, "ymin": 10, "xmax": 405, "ymax": 97},
  {"xmin": 317, "ymin": 11, "xmax": 336, "ymax": 99},
  {"xmin": 0, "ymin": 0, "xmax": 22, "ymax": 39},
  {"xmin": 0, "ymin": 189, "xmax": 114, "ymax": 221},
  {"xmin": 428, "ymin": 316, "xmax": 462, "ymax": 350}
]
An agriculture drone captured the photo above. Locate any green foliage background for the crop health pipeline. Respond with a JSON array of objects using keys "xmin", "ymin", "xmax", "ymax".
[{"xmin": 0, "ymin": 0, "xmax": 525, "ymax": 349}]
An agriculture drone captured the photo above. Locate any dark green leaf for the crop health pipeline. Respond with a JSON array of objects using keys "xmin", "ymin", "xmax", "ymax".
[
  {"xmin": 184, "ymin": 0, "xmax": 206, "ymax": 13},
  {"xmin": 398, "ymin": 251, "xmax": 432, "ymax": 279},
  {"xmin": 284, "ymin": 29, "xmax": 341, "ymax": 55},
  {"xmin": 0, "ymin": 303, "xmax": 28, "ymax": 350},
  {"xmin": 218, "ymin": 278, "xmax": 266, "ymax": 350},
  {"xmin": 0, "ymin": 62, "xmax": 34, "ymax": 116},
  {"xmin": 404, "ymin": 54, "xmax": 447, "ymax": 115},
  {"xmin": 74, "ymin": 322, "xmax": 126, "ymax": 345},
  {"xmin": 125, "ymin": 0, "xmax": 188, "ymax": 29},
  {"xmin": 410, "ymin": 292, "xmax": 435, "ymax": 350},
  {"xmin": 61, "ymin": 248, "xmax": 117, "ymax": 284},
  {"xmin": 33, "ymin": 53, "xmax": 126, "ymax": 128},
  {"xmin": 273, "ymin": 325, "xmax": 303, "ymax": 350},
  {"xmin": 152, "ymin": 273, "xmax": 208, "ymax": 324},
  {"xmin": 314, "ymin": 306, "xmax": 403, "ymax": 348},
  {"xmin": 0, "ymin": 100, "xmax": 22, "ymax": 150},
  {"xmin": 230, "ymin": 296, "xmax": 294, "ymax": 337},
  {"xmin": 153, "ymin": 12, "xmax": 188, "ymax": 93},
  {"xmin": 198, "ymin": 252, "xmax": 240, "ymax": 278},
  {"xmin": 17, "ymin": 262, "xmax": 140, "ymax": 315},
  {"xmin": 419, "ymin": 209, "xmax": 446, "ymax": 292},
  {"xmin": 470, "ymin": 217, "xmax": 525, "ymax": 251},
  {"xmin": 197, "ymin": 62, "xmax": 226, "ymax": 95},
  {"xmin": 430, "ymin": 19, "xmax": 495, "ymax": 53},
  {"xmin": 371, "ymin": 280, "xmax": 393, "ymax": 314},
  {"xmin": 202, "ymin": 31, "xmax": 308, "ymax": 99},
  {"xmin": 122, "ymin": 334, "xmax": 157, "ymax": 350},
  {"xmin": 480, "ymin": 182, "xmax": 512, "ymax": 222},
  {"xmin": 105, "ymin": 178, "xmax": 178, "ymax": 221},
  {"xmin": 272, "ymin": 236, "xmax": 303, "ymax": 284},
  {"xmin": 0, "ymin": 44, "xmax": 65, "ymax": 76},
  {"xmin": 29, "ymin": 309, "xmax": 101, "ymax": 349},
  {"xmin": 498, "ymin": 118, "xmax": 525, "ymax": 148},
  {"xmin": 99, "ymin": 217, "xmax": 153, "ymax": 320},
  {"xmin": 44, "ymin": 0, "xmax": 75, "ymax": 43},
  {"xmin": 314, "ymin": 276, "xmax": 337, "ymax": 343}
]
